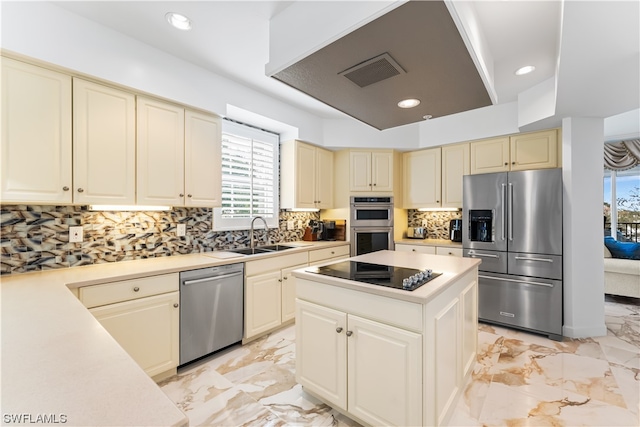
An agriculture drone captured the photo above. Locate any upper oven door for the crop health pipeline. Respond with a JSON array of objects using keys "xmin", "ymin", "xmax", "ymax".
[{"xmin": 350, "ymin": 197, "xmax": 394, "ymax": 227}]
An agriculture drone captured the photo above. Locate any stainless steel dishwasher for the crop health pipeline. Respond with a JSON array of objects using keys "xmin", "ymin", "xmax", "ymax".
[{"xmin": 179, "ymin": 263, "xmax": 244, "ymax": 366}]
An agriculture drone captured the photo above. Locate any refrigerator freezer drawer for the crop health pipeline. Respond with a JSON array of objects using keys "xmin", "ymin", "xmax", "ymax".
[
  {"xmin": 464, "ymin": 249, "xmax": 507, "ymax": 274},
  {"xmin": 478, "ymin": 273, "xmax": 562, "ymax": 337},
  {"xmin": 508, "ymin": 252, "xmax": 562, "ymax": 280}
]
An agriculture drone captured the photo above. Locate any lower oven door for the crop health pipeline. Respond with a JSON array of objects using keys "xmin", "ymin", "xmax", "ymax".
[
  {"xmin": 351, "ymin": 227, "xmax": 394, "ymax": 256},
  {"xmin": 478, "ymin": 272, "xmax": 563, "ymax": 339}
]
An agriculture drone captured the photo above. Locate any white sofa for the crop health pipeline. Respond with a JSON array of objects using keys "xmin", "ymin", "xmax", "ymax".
[{"xmin": 604, "ymin": 246, "xmax": 640, "ymax": 298}]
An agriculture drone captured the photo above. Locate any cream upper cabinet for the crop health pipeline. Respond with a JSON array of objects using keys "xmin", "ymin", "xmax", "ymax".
[
  {"xmin": 471, "ymin": 130, "xmax": 558, "ymax": 174},
  {"xmin": 441, "ymin": 143, "xmax": 470, "ymax": 208},
  {"xmin": 509, "ymin": 129, "xmax": 558, "ymax": 171},
  {"xmin": 315, "ymin": 147, "xmax": 334, "ymax": 209},
  {"xmin": 1, "ymin": 57, "xmax": 72, "ymax": 204},
  {"xmin": 73, "ymin": 78, "xmax": 136, "ymax": 205},
  {"xmin": 350, "ymin": 150, "xmax": 394, "ymax": 192},
  {"xmin": 470, "ymin": 137, "xmax": 510, "ymax": 174},
  {"xmin": 281, "ymin": 140, "xmax": 334, "ymax": 209},
  {"xmin": 403, "ymin": 148, "xmax": 441, "ymax": 209},
  {"xmin": 184, "ymin": 110, "xmax": 222, "ymax": 207},
  {"xmin": 136, "ymin": 96, "xmax": 185, "ymax": 206}
]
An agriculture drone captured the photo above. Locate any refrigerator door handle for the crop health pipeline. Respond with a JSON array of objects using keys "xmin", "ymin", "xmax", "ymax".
[
  {"xmin": 501, "ymin": 183, "xmax": 507, "ymax": 241},
  {"xmin": 508, "ymin": 182, "xmax": 514, "ymax": 241},
  {"xmin": 479, "ymin": 274, "xmax": 554, "ymax": 288},
  {"xmin": 514, "ymin": 256, "xmax": 554, "ymax": 263}
]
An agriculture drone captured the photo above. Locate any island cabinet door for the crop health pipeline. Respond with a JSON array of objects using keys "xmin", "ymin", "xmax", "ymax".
[
  {"xmin": 295, "ymin": 300, "xmax": 347, "ymax": 410},
  {"xmin": 347, "ymin": 315, "xmax": 422, "ymax": 427}
]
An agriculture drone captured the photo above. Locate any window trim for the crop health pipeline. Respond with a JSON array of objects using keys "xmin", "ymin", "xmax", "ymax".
[{"xmin": 213, "ymin": 120, "xmax": 279, "ymax": 231}]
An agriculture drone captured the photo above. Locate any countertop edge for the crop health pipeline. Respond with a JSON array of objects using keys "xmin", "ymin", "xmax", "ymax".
[{"xmin": 0, "ymin": 240, "xmax": 350, "ymax": 427}]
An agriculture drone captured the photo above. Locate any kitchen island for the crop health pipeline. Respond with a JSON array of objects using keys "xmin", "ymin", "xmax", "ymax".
[{"xmin": 292, "ymin": 250, "xmax": 481, "ymax": 427}]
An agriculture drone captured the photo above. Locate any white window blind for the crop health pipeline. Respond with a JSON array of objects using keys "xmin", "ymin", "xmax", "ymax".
[{"xmin": 213, "ymin": 120, "xmax": 279, "ymax": 231}]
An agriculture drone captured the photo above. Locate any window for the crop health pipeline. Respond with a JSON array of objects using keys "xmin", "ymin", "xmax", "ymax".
[
  {"xmin": 213, "ymin": 120, "xmax": 279, "ymax": 231},
  {"xmin": 604, "ymin": 165, "xmax": 640, "ymax": 242}
]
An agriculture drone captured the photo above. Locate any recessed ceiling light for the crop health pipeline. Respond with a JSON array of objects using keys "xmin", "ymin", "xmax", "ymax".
[
  {"xmin": 166, "ymin": 12, "xmax": 192, "ymax": 31},
  {"xmin": 397, "ymin": 98, "xmax": 421, "ymax": 109},
  {"xmin": 515, "ymin": 65, "xmax": 536, "ymax": 76}
]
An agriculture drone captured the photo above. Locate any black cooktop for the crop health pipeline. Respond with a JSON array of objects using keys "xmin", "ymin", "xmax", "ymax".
[{"xmin": 307, "ymin": 261, "xmax": 442, "ymax": 291}]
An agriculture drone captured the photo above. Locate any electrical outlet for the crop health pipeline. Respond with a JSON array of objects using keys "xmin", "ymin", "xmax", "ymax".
[
  {"xmin": 69, "ymin": 226, "xmax": 84, "ymax": 243},
  {"xmin": 287, "ymin": 220, "xmax": 295, "ymax": 230},
  {"xmin": 177, "ymin": 224, "xmax": 186, "ymax": 237},
  {"xmin": 422, "ymin": 219, "xmax": 428, "ymax": 227}
]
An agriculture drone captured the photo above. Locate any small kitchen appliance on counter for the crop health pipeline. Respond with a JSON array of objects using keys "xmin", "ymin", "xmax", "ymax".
[
  {"xmin": 449, "ymin": 219, "xmax": 462, "ymax": 242},
  {"xmin": 320, "ymin": 219, "xmax": 347, "ymax": 241},
  {"xmin": 406, "ymin": 227, "xmax": 427, "ymax": 239}
]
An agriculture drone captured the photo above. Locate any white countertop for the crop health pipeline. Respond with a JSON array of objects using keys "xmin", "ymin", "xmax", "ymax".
[
  {"xmin": 0, "ymin": 241, "xmax": 348, "ymax": 427},
  {"xmin": 293, "ymin": 250, "xmax": 481, "ymax": 304},
  {"xmin": 395, "ymin": 238, "xmax": 463, "ymax": 247}
]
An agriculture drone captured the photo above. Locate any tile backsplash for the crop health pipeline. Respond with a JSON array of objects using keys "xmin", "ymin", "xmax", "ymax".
[
  {"xmin": 407, "ymin": 210, "xmax": 462, "ymax": 239},
  {"xmin": 0, "ymin": 205, "xmax": 319, "ymax": 275}
]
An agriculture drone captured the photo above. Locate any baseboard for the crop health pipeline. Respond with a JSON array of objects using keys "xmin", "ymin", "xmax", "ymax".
[{"xmin": 562, "ymin": 323, "xmax": 607, "ymax": 339}]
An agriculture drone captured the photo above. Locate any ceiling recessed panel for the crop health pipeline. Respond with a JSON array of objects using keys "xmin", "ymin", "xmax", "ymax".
[{"xmin": 272, "ymin": 0, "xmax": 492, "ymax": 130}]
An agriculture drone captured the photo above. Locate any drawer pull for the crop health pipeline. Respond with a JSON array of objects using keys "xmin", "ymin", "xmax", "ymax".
[
  {"xmin": 331, "ymin": 251, "xmax": 335, "ymax": 255},
  {"xmin": 173, "ymin": 303, "xmax": 179, "ymax": 308},
  {"xmin": 468, "ymin": 252, "xmax": 499, "ymax": 259},
  {"xmin": 336, "ymin": 327, "xmax": 343, "ymax": 333},
  {"xmin": 133, "ymin": 287, "xmax": 140, "ymax": 292},
  {"xmin": 514, "ymin": 256, "xmax": 553, "ymax": 263},
  {"xmin": 479, "ymin": 275, "xmax": 554, "ymax": 288}
]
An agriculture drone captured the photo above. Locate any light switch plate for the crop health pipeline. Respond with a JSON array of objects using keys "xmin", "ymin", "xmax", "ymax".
[
  {"xmin": 177, "ymin": 224, "xmax": 186, "ymax": 237},
  {"xmin": 69, "ymin": 226, "xmax": 83, "ymax": 243},
  {"xmin": 287, "ymin": 220, "xmax": 295, "ymax": 230}
]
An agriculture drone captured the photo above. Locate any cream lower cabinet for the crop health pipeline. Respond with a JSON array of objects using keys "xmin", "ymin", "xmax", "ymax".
[
  {"xmin": 396, "ymin": 243, "xmax": 463, "ymax": 257},
  {"xmin": 1, "ymin": 57, "xmax": 72, "ymax": 204},
  {"xmin": 79, "ymin": 273, "xmax": 179, "ymax": 380},
  {"xmin": 296, "ymin": 267, "xmax": 478, "ymax": 426},
  {"xmin": 296, "ymin": 300, "xmax": 422, "ymax": 427},
  {"xmin": 308, "ymin": 244, "xmax": 351, "ymax": 266},
  {"xmin": 244, "ymin": 251, "xmax": 309, "ymax": 341}
]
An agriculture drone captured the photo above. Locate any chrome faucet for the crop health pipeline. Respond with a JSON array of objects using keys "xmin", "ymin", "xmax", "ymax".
[{"xmin": 250, "ymin": 216, "xmax": 270, "ymax": 249}]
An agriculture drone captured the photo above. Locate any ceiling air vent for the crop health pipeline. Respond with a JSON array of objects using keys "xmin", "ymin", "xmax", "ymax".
[{"xmin": 339, "ymin": 53, "xmax": 406, "ymax": 88}]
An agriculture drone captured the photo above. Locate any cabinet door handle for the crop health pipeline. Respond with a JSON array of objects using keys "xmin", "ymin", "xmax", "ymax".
[
  {"xmin": 283, "ymin": 276, "xmax": 288, "ymax": 280},
  {"xmin": 187, "ymin": 194, "xmax": 192, "ymax": 198},
  {"xmin": 133, "ymin": 287, "xmax": 140, "ymax": 292},
  {"xmin": 412, "ymin": 249, "xmax": 416, "ymax": 252},
  {"xmin": 336, "ymin": 327, "xmax": 343, "ymax": 333},
  {"xmin": 63, "ymin": 186, "xmax": 69, "ymax": 191},
  {"xmin": 173, "ymin": 303, "xmax": 179, "ymax": 308},
  {"xmin": 346, "ymin": 331, "xmax": 353, "ymax": 337},
  {"xmin": 504, "ymin": 162, "xmax": 508, "ymax": 166},
  {"xmin": 77, "ymin": 188, "xmax": 84, "ymax": 193},
  {"xmin": 373, "ymin": 183, "xmax": 377, "ymax": 186},
  {"xmin": 278, "ymin": 278, "xmax": 282, "ymax": 282},
  {"xmin": 436, "ymin": 200, "xmax": 440, "ymax": 203},
  {"xmin": 512, "ymin": 161, "xmax": 516, "ymax": 165},
  {"xmin": 179, "ymin": 193, "xmax": 184, "ymax": 197}
]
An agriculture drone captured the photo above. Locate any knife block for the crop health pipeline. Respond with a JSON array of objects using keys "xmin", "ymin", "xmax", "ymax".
[{"xmin": 302, "ymin": 227, "xmax": 318, "ymax": 241}]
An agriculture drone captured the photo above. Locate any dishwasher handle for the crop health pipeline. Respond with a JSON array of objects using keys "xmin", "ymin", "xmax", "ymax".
[{"xmin": 182, "ymin": 272, "xmax": 243, "ymax": 286}]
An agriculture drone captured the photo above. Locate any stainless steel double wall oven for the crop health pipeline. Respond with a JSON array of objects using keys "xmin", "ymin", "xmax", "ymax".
[{"xmin": 350, "ymin": 196, "xmax": 394, "ymax": 255}]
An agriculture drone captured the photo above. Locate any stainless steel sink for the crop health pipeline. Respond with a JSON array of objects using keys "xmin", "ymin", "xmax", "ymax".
[
  {"xmin": 260, "ymin": 244, "xmax": 296, "ymax": 251},
  {"xmin": 227, "ymin": 248, "xmax": 272, "ymax": 255},
  {"xmin": 227, "ymin": 245, "xmax": 296, "ymax": 256}
]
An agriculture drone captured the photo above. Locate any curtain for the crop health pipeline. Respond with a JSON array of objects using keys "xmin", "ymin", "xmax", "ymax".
[{"xmin": 604, "ymin": 139, "xmax": 640, "ymax": 171}]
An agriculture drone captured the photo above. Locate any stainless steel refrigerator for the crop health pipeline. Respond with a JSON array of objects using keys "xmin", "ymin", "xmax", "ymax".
[{"xmin": 462, "ymin": 168, "xmax": 563, "ymax": 340}]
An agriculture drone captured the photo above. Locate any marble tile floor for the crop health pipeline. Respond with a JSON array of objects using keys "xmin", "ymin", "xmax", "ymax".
[{"xmin": 160, "ymin": 296, "xmax": 639, "ymax": 426}]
